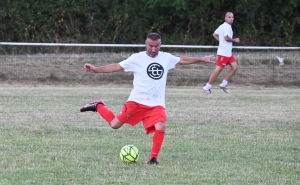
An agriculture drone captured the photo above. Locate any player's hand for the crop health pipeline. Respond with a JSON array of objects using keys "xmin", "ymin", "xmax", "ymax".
[
  {"xmin": 202, "ymin": 54, "xmax": 215, "ymax": 63},
  {"xmin": 234, "ymin": 38, "xmax": 240, "ymax": 43},
  {"xmin": 84, "ymin": 63, "xmax": 96, "ymax": 72}
]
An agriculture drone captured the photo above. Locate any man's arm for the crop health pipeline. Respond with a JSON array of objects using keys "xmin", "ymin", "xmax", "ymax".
[
  {"xmin": 213, "ymin": 33, "xmax": 219, "ymax": 41},
  {"xmin": 84, "ymin": 63, "xmax": 123, "ymax": 73},
  {"xmin": 224, "ymin": 35, "xmax": 240, "ymax": 43},
  {"xmin": 178, "ymin": 55, "xmax": 215, "ymax": 65}
]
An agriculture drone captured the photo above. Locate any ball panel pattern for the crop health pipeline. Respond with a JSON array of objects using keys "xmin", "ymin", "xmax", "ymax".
[{"xmin": 120, "ymin": 145, "xmax": 139, "ymax": 163}]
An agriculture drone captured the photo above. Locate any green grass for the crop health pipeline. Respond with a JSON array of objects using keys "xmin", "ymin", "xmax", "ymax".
[{"xmin": 0, "ymin": 85, "xmax": 299, "ymax": 184}]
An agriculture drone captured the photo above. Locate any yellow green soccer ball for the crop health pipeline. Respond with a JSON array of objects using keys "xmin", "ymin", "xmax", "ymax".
[{"xmin": 120, "ymin": 145, "xmax": 139, "ymax": 163}]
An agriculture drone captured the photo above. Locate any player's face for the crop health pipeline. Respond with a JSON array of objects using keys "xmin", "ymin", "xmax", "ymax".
[
  {"xmin": 145, "ymin": 39, "xmax": 161, "ymax": 58},
  {"xmin": 225, "ymin": 13, "xmax": 234, "ymax": 25}
]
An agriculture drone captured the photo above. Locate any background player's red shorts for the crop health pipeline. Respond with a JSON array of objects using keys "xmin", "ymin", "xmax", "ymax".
[
  {"xmin": 216, "ymin": 55, "xmax": 236, "ymax": 67},
  {"xmin": 116, "ymin": 101, "xmax": 166, "ymax": 134}
]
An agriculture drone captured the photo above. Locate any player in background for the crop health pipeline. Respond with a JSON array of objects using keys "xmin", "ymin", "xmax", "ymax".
[
  {"xmin": 203, "ymin": 12, "xmax": 240, "ymax": 94},
  {"xmin": 80, "ymin": 33, "xmax": 214, "ymax": 165}
]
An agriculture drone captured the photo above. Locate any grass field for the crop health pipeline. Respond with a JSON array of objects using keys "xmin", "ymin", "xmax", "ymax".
[{"xmin": 0, "ymin": 85, "xmax": 299, "ymax": 184}]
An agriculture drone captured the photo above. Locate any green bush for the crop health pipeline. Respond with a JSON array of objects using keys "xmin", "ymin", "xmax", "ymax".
[{"xmin": 1, "ymin": 0, "xmax": 300, "ymax": 46}]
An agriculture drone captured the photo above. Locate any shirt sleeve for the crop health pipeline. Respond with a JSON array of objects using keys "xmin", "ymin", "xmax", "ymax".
[
  {"xmin": 167, "ymin": 54, "xmax": 181, "ymax": 70},
  {"xmin": 223, "ymin": 24, "xmax": 232, "ymax": 38},
  {"xmin": 214, "ymin": 26, "xmax": 220, "ymax": 35},
  {"xmin": 119, "ymin": 53, "xmax": 137, "ymax": 72}
]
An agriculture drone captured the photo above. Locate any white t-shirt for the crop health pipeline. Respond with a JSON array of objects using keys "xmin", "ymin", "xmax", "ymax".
[
  {"xmin": 119, "ymin": 51, "xmax": 180, "ymax": 108},
  {"xmin": 214, "ymin": 22, "xmax": 233, "ymax": 57}
]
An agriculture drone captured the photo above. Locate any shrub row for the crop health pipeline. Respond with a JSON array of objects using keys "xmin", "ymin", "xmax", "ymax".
[{"xmin": 1, "ymin": 0, "xmax": 300, "ymax": 46}]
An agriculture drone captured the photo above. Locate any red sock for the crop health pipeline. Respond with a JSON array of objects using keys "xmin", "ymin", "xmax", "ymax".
[
  {"xmin": 149, "ymin": 130, "xmax": 165, "ymax": 160},
  {"xmin": 96, "ymin": 104, "xmax": 115, "ymax": 124}
]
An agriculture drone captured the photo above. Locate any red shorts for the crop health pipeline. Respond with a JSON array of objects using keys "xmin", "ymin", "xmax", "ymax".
[
  {"xmin": 116, "ymin": 101, "xmax": 166, "ymax": 134},
  {"xmin": 216, "ymin": 55, "xmax": 236, "ymax": 67}
]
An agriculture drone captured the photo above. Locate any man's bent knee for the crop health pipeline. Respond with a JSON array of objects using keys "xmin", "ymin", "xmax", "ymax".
[
  {"xmin": 109, "ymin": 118, "xmax": 124, "ymax": 129},
  {"xmin": 154, "ymin": 122, "xmax": 166, "ymax": 131},
  {"xmin": 230, "ymin": 62, "xmax": 238, "ymax": 71}
]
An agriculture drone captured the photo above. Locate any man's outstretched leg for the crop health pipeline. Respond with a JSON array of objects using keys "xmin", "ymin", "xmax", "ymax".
[
  {"xmin": 203, "ymin": 66, "xmax": 223, "ymax": 95},
  {"xmin": 80, "ymin": 99, "xmax": 115, "ymax": 125},
  {"xmin": 219, "ymin": 62, "xmax": 238, "ymax": 93}
]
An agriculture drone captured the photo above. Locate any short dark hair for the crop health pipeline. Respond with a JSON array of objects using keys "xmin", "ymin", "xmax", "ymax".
[
  {"xmin": 225, "ymin": 12, "xmax": 233, "ymax": 17},
  {"xmin": 146, "ymin": 33, "xmax": 161, "ymax": 41}
]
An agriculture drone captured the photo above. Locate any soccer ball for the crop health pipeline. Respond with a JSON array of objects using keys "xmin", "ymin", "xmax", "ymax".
[{"xmin": 120, "ymin": 145, "xmax": 139, "ymax": 163}]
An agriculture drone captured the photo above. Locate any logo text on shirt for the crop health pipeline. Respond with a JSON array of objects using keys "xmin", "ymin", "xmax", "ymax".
[{"xmin": 147, "ymin": 63, "xmax": 164, "ymax": 80}]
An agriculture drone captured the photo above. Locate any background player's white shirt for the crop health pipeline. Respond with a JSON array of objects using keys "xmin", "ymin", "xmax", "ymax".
[
  {"xmin": 119, "ymin": 51, "xmax": 180, "ymax": 108},
  {"xmin": 214, "ymin": 22, "xmax": 233, "ymax": 57}
]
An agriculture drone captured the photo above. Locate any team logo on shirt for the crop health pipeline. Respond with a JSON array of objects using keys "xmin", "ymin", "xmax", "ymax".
[{"xmin": 147, "ymin": 63, "xmax": 164, "ymax": 80}]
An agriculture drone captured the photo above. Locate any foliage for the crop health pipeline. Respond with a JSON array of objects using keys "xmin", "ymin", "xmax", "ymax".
[{"xmin": 0, "ymin": 0, "xmax": 300, "ymax": 46}]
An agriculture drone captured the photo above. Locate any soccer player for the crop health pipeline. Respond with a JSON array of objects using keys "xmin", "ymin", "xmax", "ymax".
[
  {"xmin": 80, "ymin": 33, "xmax": 214, "ymax": 164},
  {"xmin": 203, "ymin": 12, "xmax": 240, "ymax": 94}
]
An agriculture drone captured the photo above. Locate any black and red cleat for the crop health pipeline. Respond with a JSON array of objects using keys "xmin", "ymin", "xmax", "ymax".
[
  {"xmin": 147, "ymin": 157, "xmax": 159, "ymax": 165},
  {"xmin": 80, "ymin": 100, "xmax": 104, "ymax": 112}
]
